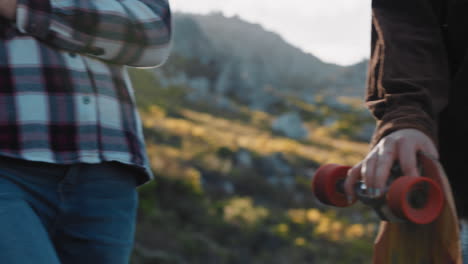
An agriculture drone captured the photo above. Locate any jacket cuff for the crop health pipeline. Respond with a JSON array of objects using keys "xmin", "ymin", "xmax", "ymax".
[
  {"xmin": 371, "ymin": 106, "xmax": 436, "ymax": 147},
  {"xmin": 16, "ymin": 0, "xmax": 51, "ymax": 39}
]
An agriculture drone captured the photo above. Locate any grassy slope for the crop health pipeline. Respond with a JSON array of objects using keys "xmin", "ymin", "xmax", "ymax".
[{"xmin": 129, "ymin": 68, "xmax": 377, "ymax": 264}]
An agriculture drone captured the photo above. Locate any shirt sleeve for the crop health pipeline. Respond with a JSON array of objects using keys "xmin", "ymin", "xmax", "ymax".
[
  {"xmin": 366, "ymin": 0, "xmax": 450, "ymax": 146},
  {"xmin": 15, "ymin": 0, "xmax": 172, "ymax": 67}
]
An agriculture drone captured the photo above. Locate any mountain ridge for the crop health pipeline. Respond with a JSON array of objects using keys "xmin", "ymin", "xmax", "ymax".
[{"xmin": 163, "ymin": 12, "xmax": 368, "ymax": 108}]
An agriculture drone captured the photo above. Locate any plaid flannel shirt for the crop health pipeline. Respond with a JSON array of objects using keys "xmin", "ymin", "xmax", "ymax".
[{"xmin": 0, "ymin": 0, "xmax": 172, "ymax": 183}]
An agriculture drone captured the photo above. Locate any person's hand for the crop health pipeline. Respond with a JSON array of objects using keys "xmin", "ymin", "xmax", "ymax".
[
  {"xmin": 0, "ymin": 0, "xmax": 17, "ymax": 20},
  {"xmin": 344, "ymin": 128, "xmax": 438, "ymax": 201}
]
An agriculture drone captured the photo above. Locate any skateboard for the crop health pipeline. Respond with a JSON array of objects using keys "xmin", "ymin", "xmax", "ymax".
[{"xmin": 311, "ymin": 153, "xmax": 462, "ymax": 264}]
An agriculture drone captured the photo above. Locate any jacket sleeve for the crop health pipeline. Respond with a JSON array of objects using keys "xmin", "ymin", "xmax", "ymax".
[
  {"xmin": 14, "ymin": 0, "xmax": 172, "ymax": 67},
  {"xmin": 366, "ymin": 0, "xmax": 450, "ymax": 146}
]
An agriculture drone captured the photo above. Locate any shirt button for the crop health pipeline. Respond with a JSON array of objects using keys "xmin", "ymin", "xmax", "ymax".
[{"xmin": 83, "ymin": 96, "xmax": 91, "ymax": 104}]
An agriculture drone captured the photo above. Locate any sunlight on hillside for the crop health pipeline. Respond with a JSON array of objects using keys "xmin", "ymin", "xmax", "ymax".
[
  {"xmin": 224, "ymin": 197, "xmax": 270, "ymax": 226},
  {"xmin": 141, "ymin": 105, "xmax": 369, "ymax": 169},
  {"xmin": 287, "ymin": 208, "xmax": 376, "ymax": 242}
]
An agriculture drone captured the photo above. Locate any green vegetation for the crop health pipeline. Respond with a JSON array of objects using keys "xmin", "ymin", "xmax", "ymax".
[{"xmin": 129, "ymin": 68, "xmax": 377, "ymax": 264}]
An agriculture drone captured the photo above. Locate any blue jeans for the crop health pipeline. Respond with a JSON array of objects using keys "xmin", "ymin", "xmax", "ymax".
[
  {"xmin": 0, "ymin": 156, "xmax": 139, "ymax": 264},
  {"xmin": 462, "ymin": 219, "xmax": 468, "ymax": 264}
]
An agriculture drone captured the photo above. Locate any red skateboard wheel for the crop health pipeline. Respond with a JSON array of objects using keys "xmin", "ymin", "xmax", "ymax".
[
  {"xmin": 387, "ymin": 176, "xmax": 444, "ymax": 225},
  {"xmin": 312, "ymin": 164, "xmax": 354, "ymax": 207}
]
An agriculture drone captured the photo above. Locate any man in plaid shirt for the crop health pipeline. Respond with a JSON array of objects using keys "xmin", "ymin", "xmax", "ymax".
[{"xmin": 0, "ymin": 0, "xmax": 171, "ymax": 263}]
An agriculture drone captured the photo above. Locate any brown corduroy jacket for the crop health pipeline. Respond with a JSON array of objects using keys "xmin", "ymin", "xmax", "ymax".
[{"xmin": 367, "ymin": 0, "xmax": 468, "ymax": 215}]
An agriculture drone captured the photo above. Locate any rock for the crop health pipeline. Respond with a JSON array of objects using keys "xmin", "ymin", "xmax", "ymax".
[
  {"xmin": 272, "ymin": 112, "xmax": 309, "ymax": 140},
  {"xmin": 294, "ymin": 193, "xmax": 305, "ymax": 204},
  {"xmin": 322, "ymin": 117, "xmax": 338, "ymax": 127},
  {"xmin": 267, "ymin": 176, "xmax": 280, "ymax": 186},
  {"xmin": 265, "ymin": 175, "xmax": 295, "ymax": 190},
  {"xmin": 222, "ymin": 181, "xmax": 235, "ymax": 195},
  {"xmin": 234, "ymin": 148, "xmax": 253, "ymax": 168},
  {"xmin": 304, "ymin": 168, "xmax": 317, "ymax": 180},
  {"xmin": 189, "ymin": 77, "xmax": 210, "ymax": 94},
  {"xmin": 214, "ymin": 96, "xmax": 238, "ymax": 113},
  {"xmin": 259, "ymin": 153, "xmax": 293, "ymax": 177},
  {"xmin": 281, "ymin": 175, "xmax": 296, "ymax": 190},
  {"xmin": 249, "ymin": 91, "xmax": 282, "ymax": 112},
  {"xmin": 214, "ymin": 62, "xmax": 235, "ymax": 95},
  {"xmin": 185, "ymin": 77, "xmax": 210, "ymax": 102}
]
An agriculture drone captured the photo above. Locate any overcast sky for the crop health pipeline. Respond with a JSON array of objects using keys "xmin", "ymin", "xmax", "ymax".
[{"xmin": 171, "ymin": 0, "xmax": 372, "ymax": 66}]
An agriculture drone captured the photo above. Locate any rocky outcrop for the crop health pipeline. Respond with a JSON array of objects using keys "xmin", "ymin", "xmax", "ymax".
[{"xmin": 272, "ymin": 112, "xmax": 309, "ymax": 140}]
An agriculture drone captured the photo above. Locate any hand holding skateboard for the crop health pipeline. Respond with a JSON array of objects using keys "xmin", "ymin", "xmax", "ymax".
[
  {"xmin": 344, "ymin": 129, "xmax": 439, "ymax": 199},
  {"xmin": 312, "ymin": 129, "xmax": 444, "ymax": 225},
  {"xmin": 311, "ymin": 161, "xmax": 444, "ymax": 224},
  {"xmin": 311, "ymin": 130, "xmax": 461, "ymax": 263},
  {"xmin": 311, "ymin": 129, "xmax": 462, "ymax": 264}
]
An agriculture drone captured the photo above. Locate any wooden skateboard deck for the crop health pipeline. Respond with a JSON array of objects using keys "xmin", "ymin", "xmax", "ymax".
[{"xmin": 373, "ymin": 153, "xmax": 462, "ymax": 264}]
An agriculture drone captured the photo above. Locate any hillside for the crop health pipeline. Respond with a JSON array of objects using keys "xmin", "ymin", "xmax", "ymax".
[
  {"xmin": 158, "ymin": 13, "xmax": 368, "ymax": 111},
  {"xmin": 130, "ymin": 12, "xmax": 376, "ymax": 264},
  {"xmin": 129, "ymin": 69, "xmax": 376, "ymax": 264}
]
